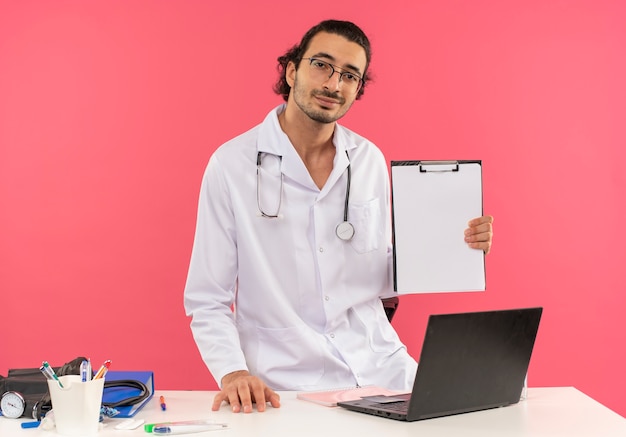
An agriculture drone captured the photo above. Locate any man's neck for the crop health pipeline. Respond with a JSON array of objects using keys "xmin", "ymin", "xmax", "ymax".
[{"xmin": 278, "ymin": 105, "xmax": 337, "ymax": 189}]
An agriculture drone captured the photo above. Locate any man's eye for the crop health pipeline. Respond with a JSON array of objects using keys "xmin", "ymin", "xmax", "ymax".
[
  {"xmin": 342, "ymin": 73, "xmax": 358, "ymax": 83},
  {"xmin": 312, "ymin": 60, "xmax": 328, "ymax": 69}
]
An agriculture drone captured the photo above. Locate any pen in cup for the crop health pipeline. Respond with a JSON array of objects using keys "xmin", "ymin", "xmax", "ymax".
[
  {"xmin": 40, "ymin": 361, "xmax": 63, "ymax": 388},
  {"xmin": 93, "ymin": 359, "xmax": 111, "ymax": 379},
  {"xmin": 80, "ymin": 359, "xmax": 92, "ymax": 382}
]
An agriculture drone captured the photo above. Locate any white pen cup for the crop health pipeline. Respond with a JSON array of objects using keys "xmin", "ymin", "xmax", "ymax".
[{"xmin": 47, "ymin": 375, "xmax": 104, "ymax": 436}]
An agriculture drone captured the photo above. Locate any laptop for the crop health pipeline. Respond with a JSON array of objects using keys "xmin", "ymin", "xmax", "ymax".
[{"xmin": 337, "ymin": 307, "xmax": 543, "ymax": 422}]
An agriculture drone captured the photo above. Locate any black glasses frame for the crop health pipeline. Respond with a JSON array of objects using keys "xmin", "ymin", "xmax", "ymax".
[{"xmin": 302, "ymin": 57, "xmax": 364, "ymax": 92}]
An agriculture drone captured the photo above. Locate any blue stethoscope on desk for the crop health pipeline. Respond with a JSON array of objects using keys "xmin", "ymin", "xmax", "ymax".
[{"xmin": 256, "ymin": 150, "xmax": 355, "ymax": 241}]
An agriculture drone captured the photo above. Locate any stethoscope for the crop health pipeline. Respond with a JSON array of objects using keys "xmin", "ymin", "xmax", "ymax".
[{"xmin": 256, "ymin": 150, "xmax": 354, "ymax": 241}]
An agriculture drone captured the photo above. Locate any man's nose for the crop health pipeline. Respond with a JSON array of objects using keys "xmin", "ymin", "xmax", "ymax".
[{"xmin": 323, "ymin": 70, "xmax": 342, "ymax": 91}]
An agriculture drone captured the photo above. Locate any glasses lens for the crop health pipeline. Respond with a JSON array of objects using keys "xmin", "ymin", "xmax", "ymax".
[{"xmin": 307, "ymin": 58, "xmax": 362, "ymax": 93}]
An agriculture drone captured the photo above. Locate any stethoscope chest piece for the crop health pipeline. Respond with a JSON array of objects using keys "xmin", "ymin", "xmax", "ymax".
[{"xmin": 336, "ymin": 221, "xmax": 355, "ymax": 241}]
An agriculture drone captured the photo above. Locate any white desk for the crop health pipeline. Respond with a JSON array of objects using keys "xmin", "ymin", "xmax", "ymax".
[{"xmin": 1, "ymin": 387, "xmax": 625, "ymax": 436}]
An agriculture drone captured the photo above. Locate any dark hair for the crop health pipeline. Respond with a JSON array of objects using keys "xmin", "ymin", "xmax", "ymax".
[{"xmin": 273, "ymin": 20, "xmax": 372, "ymax": 101}]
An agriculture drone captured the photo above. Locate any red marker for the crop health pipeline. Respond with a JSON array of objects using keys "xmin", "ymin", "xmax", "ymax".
[{"xmin": 93, "ymin": 360, "xmax": 111, "ymax": 379}]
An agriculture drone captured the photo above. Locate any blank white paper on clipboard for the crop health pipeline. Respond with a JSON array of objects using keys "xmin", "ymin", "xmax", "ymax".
[{"xmin": 391, "ymin": 160, "xmax": 485, "ymax": 294}]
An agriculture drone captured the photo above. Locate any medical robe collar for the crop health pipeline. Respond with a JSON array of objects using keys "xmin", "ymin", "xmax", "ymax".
[{"xmin": 256, "ymin": 104, "xmax": 355, "ymax": 196}]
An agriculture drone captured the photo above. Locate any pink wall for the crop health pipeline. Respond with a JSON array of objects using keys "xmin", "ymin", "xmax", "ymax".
[{"xmin": 2, "ymin": 0, "xmax": 625, "ymax": 418}]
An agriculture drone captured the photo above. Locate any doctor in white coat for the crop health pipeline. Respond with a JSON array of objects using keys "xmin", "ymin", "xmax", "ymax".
[{"xmin": 184, "ymin": 19, "xmax": 493, "ymax": 414}]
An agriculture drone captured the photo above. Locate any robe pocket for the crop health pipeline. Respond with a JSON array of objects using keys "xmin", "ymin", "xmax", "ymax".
[{"xmin": 348, "ymin": 198, "xmax": 382, "ymax": 254}]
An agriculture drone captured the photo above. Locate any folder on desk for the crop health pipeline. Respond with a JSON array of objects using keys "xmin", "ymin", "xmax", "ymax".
[
  {"xmin": 391, "ymin": 160, "xmax": 485, "ymax": 293},
  {"xmin": 102, "ymin": 370, "xmax": 154, "ymax": 417}
]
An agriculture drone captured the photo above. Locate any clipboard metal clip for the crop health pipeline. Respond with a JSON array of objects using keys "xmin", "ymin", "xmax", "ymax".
[{"xmin": 419, "ymin": 161, "xmax": 459, "ymax": 172}]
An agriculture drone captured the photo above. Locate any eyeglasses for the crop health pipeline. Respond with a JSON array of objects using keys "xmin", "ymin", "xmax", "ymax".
[{"xmin": 302, "ymin": 57, "xmax": 363, "ymax": 93}]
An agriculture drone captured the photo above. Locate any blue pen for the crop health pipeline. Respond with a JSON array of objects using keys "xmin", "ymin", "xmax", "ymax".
[{"xmin": 80, "ymin": 359, "xmax": 92, "ymax": 382}]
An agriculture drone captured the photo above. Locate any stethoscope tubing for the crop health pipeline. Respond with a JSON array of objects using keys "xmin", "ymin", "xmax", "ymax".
[{"xmin": 256, "ymin": 150, "xmax": 355, "ymax": 240}]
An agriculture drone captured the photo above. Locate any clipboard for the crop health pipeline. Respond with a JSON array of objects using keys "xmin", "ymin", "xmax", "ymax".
[{"xmin": 391, "ymin": 160, "xmax": 485, "ymax": 293}]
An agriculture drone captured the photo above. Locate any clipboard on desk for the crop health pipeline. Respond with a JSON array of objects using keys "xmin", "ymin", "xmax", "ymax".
[{"xmin": 391, "ymin": 160, "xmax": 485, "ymax": 293}]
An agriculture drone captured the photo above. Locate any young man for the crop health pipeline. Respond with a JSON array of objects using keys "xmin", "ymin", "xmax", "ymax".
[{"xmin": 184, "ymin": 20, "xmax": 493, "ymax": 414}]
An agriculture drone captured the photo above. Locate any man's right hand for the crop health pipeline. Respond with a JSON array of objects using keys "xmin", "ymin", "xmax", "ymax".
[{"xmin": 211, "ymin": 370, "xmax": 281, "ymax": 413}]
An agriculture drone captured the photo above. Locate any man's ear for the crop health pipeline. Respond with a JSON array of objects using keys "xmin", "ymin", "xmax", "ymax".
[{"xmin": 285, "ymin": 61, "xmax": 297, "ymax": 88}]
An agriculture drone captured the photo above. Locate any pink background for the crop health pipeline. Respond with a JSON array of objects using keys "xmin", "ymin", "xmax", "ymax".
[{"xmin": 1, "ymin": 0, "xmax": 625, "ymax": 418}]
